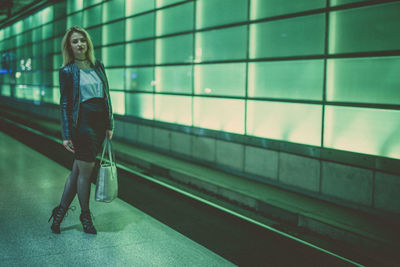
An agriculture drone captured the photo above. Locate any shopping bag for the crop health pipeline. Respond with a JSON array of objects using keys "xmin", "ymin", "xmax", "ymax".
[{"xmin": 95, "ymin": 138, "xmax": 118, "ymax": 202}]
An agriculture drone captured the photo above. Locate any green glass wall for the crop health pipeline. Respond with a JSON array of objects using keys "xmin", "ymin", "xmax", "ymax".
[{"xmin": 0, "ymin": 0, "xmax": 399, "ymax": 160}]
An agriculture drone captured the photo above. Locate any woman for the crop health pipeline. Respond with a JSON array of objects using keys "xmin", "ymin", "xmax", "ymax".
[{"xmin": 48, "ymin": 26, "xmax": 114, "ymax": 234}]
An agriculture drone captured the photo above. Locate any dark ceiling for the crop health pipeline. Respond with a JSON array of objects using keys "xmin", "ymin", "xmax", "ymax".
[{"xmin": 0, "ymin": 0, "xmax": 41, "ymax": 24}]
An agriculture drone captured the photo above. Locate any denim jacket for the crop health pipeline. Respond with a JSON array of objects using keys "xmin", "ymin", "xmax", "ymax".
[{"xmin": 59, "ymin": 60, "xmax": 114, "ymax": 140}]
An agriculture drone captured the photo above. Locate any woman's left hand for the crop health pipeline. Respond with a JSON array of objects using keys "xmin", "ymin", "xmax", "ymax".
[{"xmin": 106, "ymin": 130, "xmax": 113, "ymax": 140}]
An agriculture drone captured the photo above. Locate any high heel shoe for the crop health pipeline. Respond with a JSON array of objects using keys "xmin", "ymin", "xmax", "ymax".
[
  {"xmin": 80, "ymin": 210, "xmax": 97, "ymax": 234},
  {"xmin": 48, "ymin": 205, "xmax": 75, "ymax": 234}
]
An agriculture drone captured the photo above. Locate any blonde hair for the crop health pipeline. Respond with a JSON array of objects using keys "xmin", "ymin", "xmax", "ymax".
[{"xmin": 61, "ymin": 26, "xmax": 95, "ymax": 67}]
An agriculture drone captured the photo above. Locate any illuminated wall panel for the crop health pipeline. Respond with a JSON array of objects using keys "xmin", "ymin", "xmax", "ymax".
[
  {"xmin": 248, "ymin": 60, "xmax": 324, "ymax": 100},
  {"xmin": 126, "ymin": 0, "xmax": 154, "ymax": 16},
  {"xmin": 155, "ymin": 95, "xmax": 192, "ymax": 125},
  {"xmin": 110, "ymin": 91, "xmax": 125, "ymax": 115},
  {"xmin": 193, "ymin": 97, "xmax": 245, "ymax": 134},
  {"xmin": 67, "ymin": 0, "xmax": 83, "ymax": 14},
  {"xmin": 83, "ymin": 5, "xmax": 102, "ymax": 28},
  {"xmin": 331, "ymin": 0, "xmax": 372, "ymax": 7},
  {"xmin": 249, "ymin": 14, "xmax": 325, "ymax": 58},
  {"xmin": 196, "ymin": 0, "xmax": 247, "ymax": 29},
  {"xmin": 329, "ymin": 3, "xmax": 400, "ymax": 54},
  {"xmin": 126, "ymin": 93, "xmax": 154, "ymax": 119},
  {"xmin": 155, "ymin": 66, "xmax": 192, "ymax": 94},
  {"xmin": 250, "ymin": 0, "xmax": 325, "ymax": 19},
  {"xmin": 194, "ymin": 63, "xmax": 246, "ymax": 97},
  {"xmin": 106, "ymin": 68, "xmax": 125, "ymax": 90},
  {"xmin": 126, "ymin": 67, "xmax": 154, "ymax": 92},
  {"xmin": 327, "ymin": 57, "xmax": 400, "ymax": 105},
  {"xmin": 102, "ymin": 44, "xmax": 124, "ymax": 66},
  {"xmin": 156, "ymin": 2, "xmax": 193, "ymax": 36},
  {"xmin": 195, "ymin": 26, "xmax": 246, "ymax": 62},
  {"xmin": 102, "ymin": 20, "xmax": 125, "ymax": 45},
  {"xmin": 126, "ymin": 13, "xmax": 154, "ymax": 41},
  {"xmin": 156, "ymin": 0, "xmax": 187, "ymax": 8},
  {"xmin": 67, "ymin": 11, "xmax": 83, "ymax": 28},
  {"xmin": 247, "ymin": 101, "xmax": 322, "ymax": 146},
  {"xmin": 156, "ymin": 34, "xmax": 193, "ymax": 64},
  {"xmin": 126, "ymin": 40, "xmax": 154, "ymax": 65},
  {"xmin": 103, "ymin": 0, "xmax": 125, "ymax": 22},
  {"xmin": 324, "ymin": 106, "xmax": 400, "ymax": 159}
]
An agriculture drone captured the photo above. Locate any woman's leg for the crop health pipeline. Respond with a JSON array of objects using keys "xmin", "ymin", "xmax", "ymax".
[
  {"xmin": 76, "ymin": 159, "xmax": 95, "ymax": 212},
  {"xmin": 75, "ymin": 159, "xmax": 97, "ymax": 234},
  {"xmin": 59, "ymin": 160, "xmax": 79, "ymax": 208}
]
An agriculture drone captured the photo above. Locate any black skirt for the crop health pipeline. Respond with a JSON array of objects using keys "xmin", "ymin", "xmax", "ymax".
[{"xmin": 71, "ymin": 97, "xmax": 106, "ymax": 162}]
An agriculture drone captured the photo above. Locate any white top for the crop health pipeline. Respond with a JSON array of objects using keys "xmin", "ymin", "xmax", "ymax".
[{"xmin": 79, "ymin": 68, "xmax": 104, "ymax": 103}]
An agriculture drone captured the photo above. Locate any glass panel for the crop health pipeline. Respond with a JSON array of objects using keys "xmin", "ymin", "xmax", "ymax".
[
  {"xmin": 324, "ymin": 106, "xmax": 400, "ymax": 159},
  {"xmin": 194, "ymin": 63, "xmax": 245, "ymax": 97},
  {"xmin": 54, "ymin": 1, "xmax": 67, "ymax": 20},
  {"xmin": 248, "ymin": 60, "xmax": 324, "ymax": 100},
  {"xmin": 126, "ymin": 40, "xmax": 154, "ymax": 65},
  {"xmin": 126, "ymin": 0, "xmax": 155, "ymax": 16},
  {"xmin": 52, "ymin": 87, "xmax": 60, "ymax": 104},
  {"xmin": 85, "ymin": 0, "xmax": 103, "ymax": 8},
  {"xmin": 327, "ymin": 56, "xmax": 400, "ymax": 105},
  {"xmin": 329, "ymin": 3, "xmax": 400, "ymax": 54},
  {"xmin": 1, "ymin": 85, "xmax": 11, "ymax": 96},
  {"xmin": 42, "ymin": 6, "xmax": 54, "ymax": 24},
  {"xmin": 102, "ymin": 45, "xmax": 124, "ymax": 67},
  {"xmin": 247, "ymin": 100, "xmax": 322, "ymax": 146},
  {"xmin": 197, "ymin": 0, "xmax": 247, "ymax": 29},
  {"xmin": 32, "ymin": 27, "xmax": 42, "ymax": 42},
  {"xmin": 83, "ymin": 5, "xmax": 102, "ymax": 28},
  {"xmin": 102, "ymin": 20, "xmax": 125, "ymax": 45},
  {"xmin": 67, "ymin": 0, "xmax": 83, "ymax": 14},
  {"xmin": 53, "ymin": 71, "xmax": 59, "ymax": 87},
  {"xmin": 32, "ymin": 12, "xmax": 43, "ymax": 28},
  {"xmin": 87, "ymin": 26, "xmax": 102, "ymax": 48},
  {"xmin": 67, "ymin": 11, "xmax": 83, "ymax": 29},
  {"xmin": 43, "ymin": 24, "xmax": 53, "ymax": 40},
  {"xmin": 126, "ymin": 93, "xmax": 154, "ymax": 119},
  {"xmin": 54, "ymin": 19, "xmax": 66, "ymax": 36},
  {"xmin": 155, "ymin": 95, "xmax": 192, "ymax": 125},
  {"xmin": 126, "ymin": 13, "xmax": 154, "ymax": 41},
  {"xmin": 23, "ymin": 17, "xmax": 32, "ymax": 32},
  {"xmin": 13, "ymin": 21, "xmax": 23, "ymax": 35},
  {"xmin": 194, "ymin": 97, "xmax": 245, "ymax": 134},
  {"xmin": 249, "ymin": 14, "xmax": 325, "ymax": 58},
  {"xmin": 250, "ymin": 0, "xmax": 325, "ymax": 20},
  {"xmin": 195, "ymin": 26, "xmax": 246, "ymax": 62},
  {"xmin": 106, "ymin": 68, "xmax": 125, "ymax": 90},
  {"xmin": 155, "ymin": 65, "xmax": 192, "ymax": 94},
  {"xmin": 53, "ymin": 53, "xmax": 63, "ymax": 69},
  {"xmin": 110, "ymin": 91, "xmax": 125, "ymax": 115},
  {"xmin": 330, "ymin": 0, "xmax": 370, "ymax": 6},
  {"xmin": 156, "ymin": 34, "xmax": 193, "ymax": 64},
  {"xmin": 156, "ymin": 0, "xmax": 187, "ymax": 8},
  {"xmin": 156, "ymin": 2, "xmax": 193, "ymax": 36},
  {"xmin": 126, "ymin": 67, "xmax": 154, "ymax": 91},
  {"xmin": 103, "ymin": 0, "xmax": 125, "ymax": 22}
]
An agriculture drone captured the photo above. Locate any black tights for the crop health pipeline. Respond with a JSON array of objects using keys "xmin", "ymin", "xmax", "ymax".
[{"xmin": 59, "ymin": 160, "xmax": 95, "ymax": 213}]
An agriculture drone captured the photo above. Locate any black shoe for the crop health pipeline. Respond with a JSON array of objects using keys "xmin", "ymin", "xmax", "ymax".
[
  {"xmin": 80, "ymin": 211, "xmax": 97, "ymax": 234},
  {"xmin": 48, "ymin": 205, "xmax": 75, "ymax": 234}
]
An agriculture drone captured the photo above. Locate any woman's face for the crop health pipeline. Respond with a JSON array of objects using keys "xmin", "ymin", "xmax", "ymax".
[{"xmin": 69, "ymin": 32, "xmax": 87, "ymax": 59}]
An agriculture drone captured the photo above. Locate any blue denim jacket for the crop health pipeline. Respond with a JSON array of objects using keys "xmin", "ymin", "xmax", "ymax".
[{"xmin": 59, "ymin": 60, "xmax": 114, "ymax": 140}]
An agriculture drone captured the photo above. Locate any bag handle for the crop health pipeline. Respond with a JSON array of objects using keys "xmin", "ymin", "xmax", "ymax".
[{"xmin": 100, "ymin": 138, "xmax": 115, "ymax": 166}]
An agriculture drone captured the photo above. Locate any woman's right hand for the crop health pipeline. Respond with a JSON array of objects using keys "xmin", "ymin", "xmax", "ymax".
[{"xmin": 63, "ymin": 140, "xmax": 75, "ymax": 153}]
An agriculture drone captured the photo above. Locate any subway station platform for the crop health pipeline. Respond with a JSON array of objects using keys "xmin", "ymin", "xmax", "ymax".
[{"xmin": 0, "ymin": 131, "xmax": 234, "ymax": 266}]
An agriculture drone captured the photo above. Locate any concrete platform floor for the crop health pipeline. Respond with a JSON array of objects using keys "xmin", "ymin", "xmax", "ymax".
[{"xmin": 0, "ymin": 131, "xmax": 234, "ymax": 267}]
